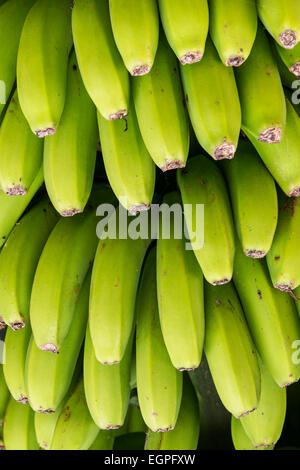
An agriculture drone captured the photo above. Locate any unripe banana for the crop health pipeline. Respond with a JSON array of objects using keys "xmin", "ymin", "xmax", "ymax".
[
  {"xmin": 180, "ymin": 36, "xmax": 241, "ymax": 160},
  {"xmin": 145, "ymin": 374, "xmax": 200, "ymax": 450},
  {"xmin": 132, "ymin": 34, "xmax": 189, "ymax": 171},
  {"xmin": 136, "ymin": 247, "xmax": 183, "ymax": 433},
  {"xmin": 72, "ymin": 0, "xmax": 129, "ymax": 121},
  {"xmin": 231, "ymin": 416, "xmax": 274, "ymax": 451},
  {"xmin": 97, "ymin": 102, "xmax": 155, "ymax": 215},
  {"xmin": 204, "ymin": 281, "xmax": 261, "ymax": 418},
  {"xmin": 84, "ymin": 324, "xmax": 133, "ymax": 430},
  {"xmin": 50, "ymin": 377, "xmax": 99, "ymax": 451},
  {"xmin": 26, "ymin": 272, "xmax": 90, "ymax": 413},
  {"xmin": 158, "ymin": 0, "xmax": 209, "ymax": 65},
  {"xmin": 3, "ymin": 397, "xmax": 39, "ymax": 450},
  {"xmin": 109, "ymin": 0, "xmax": 159, "ymax": 76},
  {"xmin": 0, "ymin": 0, "xmax": 37, "ymax": 118},
  {"xmin": 221, "ymin": 139, "xmax": 278, "ymax": 259},
  {"xmin": 273, "ymin": 45, "xmax": 298, "ymax": 88},
  {"xmin": 17, "ymin": 0, "xmax": 73, "ymax": 137},
  {"xmin": 34, "ymin": 401, "xmax": 65, "ymax": 450},
  {"xmin": 276, "ymin": 41, "xmax": 300, "ymax": 77},
  {"xmin": 0, "ymin": 365, "xmax": 9, "ymax": 426},
  {"xmin": 245, "ymin": 98, "xmax": 300, "ymax": 197},
  {"xmin": 257, "ymin": 0, "xmax": 300, "ymax": 49},
  {"xmin": 233, "ymin": 240, "xmax": 300, "ymax": 388},
  {"xmin": 240, "ymin": 355, "xmax": 286, "ymax": 448},
  {"xmin": 177, "ymin": 155, "xmax": 235, "ymax": 285},
  {"xmin": 156, "ymin": 191, "xmax": 205, "ymax": 371},
  {"xmin": 0, "ymin": 198, "xmax": 59, "ymax": 329},
  {"xmin": 235, "ymin": 24, "xmax": 286, "ymax": 143},
  {"xmin": 208, "ymin": 0, "xmax": 257, "ymax": 67},
  {"xmin": 44, "ymin": 51, "xmax": 98, "ymax": 217},
  {"xmin": 88, "ymin": 430, "xmax": 115, "ymax": 450}
]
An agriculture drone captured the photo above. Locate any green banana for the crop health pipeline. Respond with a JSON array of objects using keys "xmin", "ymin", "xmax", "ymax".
[
  {"xmin": 257, "ymin": 0, "xmax": 300, "ymax": 49},
  {"xmin": 240, "ymin": 355, "xmax": 286, "ymax": 448},
  {"xmin": 156, "ymin": 191, "xmax": 205, "ymax": 371},
  {"xmin": 208, "ymin": 0, "xmax": 257, "ymax": 66},
  {"xmin": 3, "ymin": 397, "xmax": 39, "ymax": 450},
  {"xmin": 0, "ymin": 365, "xmax": 9, "ymax": 426},
  {"xmin": 221, "ymin": 139, "xmax": 278, "ymax": 259},
  {"xmin": 245, "ymin": 98, "xmax": 300, "ymax": 197},
  {"xmin": 235, "ymin": 24, "xmax": 286, "ymax": 143},
  {"xmin": 276, "ymin": 41, "xmax": 300, "ymax": 77},
  {"xmin": 88, "ymin": 430, "xmax": 115, "ymax": 450},
  {"xmin": 0, "ymin": 166, "xmax": 44, "ymax": 250},
  {"xmin": 72, "ymin": 0, "xmax": 129, "ymax": 121},
  {"xmin": 177, "ymin": 155, "xmax": 235, "ymax": 286},
  {"xmin": 0, "ymin": 0, "xmax": 37, "ymax": 118},
  {"xmin": 97, "ymin": 102, "xmax": 155, "ymax": 215},
  {"xmin": 274, "ymin": 45, "xmax": 298, "ymax": 88},
  {"xmin": 0, "ymin": 90, "xmax": 43, "ymax": 196},
  {"xmin": 17, "ymin": 0, "xmax": 73, "ymax": 137},
  {"xmin": 132, "ymin": 34, "xmax": 189, "ymax": 171},
  {"xmin": 34, "ymin": 401, "xmax": 65, "ymax": 450},
  {"xmin": 233, "ymin": 240, "xmax": 300, "ymax": 388},
  {"xmin": 144, "ymin": 374, "xmax": 200, "ymax": 450},
  {"xmin": 136, "ymin": 247, "xmax": 183, "ymax": 433},
  {"xmin": 89, "ymin": 213, "xmax": 150, "ymax": 364},
  {"xmin": 231, "ymin": 416, "xmax": 274, "ymax": 451},
  {"xmin": 26, "ymin": 272, "xmax": 90, "ymax": 413},
  {"xmin": 84, "ymin": 324, "xmax": 133, "ymax": 430},
  {"xmin": 44, "ymin": 51, "xmax": 98, "ymax": 217},
  {"xmin": 109, "ymin": 0, "xmax": 159, "ymax": 76},
  {"xmin": 158, "ymin": 0, "xmax": 209, "ymax": 65},
  {"xmin": 0, "ymin": 198, "xmax": 58, "ymax": 329},
  {"xmin": 50, "ymin": 377, "xmax": 99, "ymax": 451},
  {"xmin": 267, "ymin": 195, "xmax": 300, "ymax": 292},
  {"xmin": 204, "ymin": 281, "xmax": 261, "ymax": 418},
  {"xmin": 180, "ymin": 36, "xmax": 241, "ymax": 160}
]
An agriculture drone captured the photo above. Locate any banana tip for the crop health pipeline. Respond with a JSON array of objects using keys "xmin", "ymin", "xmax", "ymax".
[
  {"xmin": 245, "ymin": 249, "xmax": 266, "ymax": 258},
  {"xmin": 60, "ymin": 208, "xmax": 82, "ymax": 217},
  {"xmin": 214, "ymin": 140, "xmax": 236, "ymax": 160},
  {"xmin": 289, "ymin": 187, "xmax": 300, "ymax": 197},
  {"xmin": 161, "ymin": 160, "xmax": 185, "ymax": 172},
  {"xmin": 35, "ymin": 127, "xmax": 56, "ymax": 138},
  {"xmin": 279, "ymin": 30, "xmax": 297, "ymax": 49},
  {"xmin": 131, "ymin": 64, "xmax": 151, "ymax": 76},
  {"xmin": 212, "ymin": 278, "xmax": 230, "ymax": 286},
  {"xmin": 108, "ymin": 110, "xmax": 128, "ymax": 121},
  {"xmin": 10, "ymin": 320, "xmax": 26, "ymax": 330},
  {"xmin": 17, "ymin": 396, "xmax": 29, "ymax": 405},
  {"xmin": 235, "ymin": 407, "xmax": 257, "ymax": 418},
  {"xmin": 39, "ymin": 343, "xmax": 59, "ymax": 354},
  {"xmin": 258, "ymin": 127, "xmax": 281, "ymax": 143},
  {"xmin": 225, "ymin": 56, "xmax": 245, "ymax": 67},
  {"xmin": 5, "ymin": 185, "xmax": 27, "ymax": 196},
  {"xmin": 290, "ymin": 62, "xmax": 300, "ymax": 77},
  {"xmin": 180, "ymin": 51, "xmax": 203, "ymax": 65},
  {"xmin": 128, "ymin": 204, "xmax": 151, "ymax": 216}
]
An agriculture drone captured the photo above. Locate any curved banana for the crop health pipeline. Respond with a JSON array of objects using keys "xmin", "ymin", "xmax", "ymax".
[
  {"xmin": 145, "ymin": 374, "xmax": 200, "ymax": 450},
  {"xmin": 177, "ymin": 155, "xmax": 235, "ymax": 285},
  {"xmin": 109, "ymin": 0, "xmax": 159, "ymax": 76},
  {"xmin": 50, "ymin": 377, "xmax": 99, "ymax": 451},
  {"xmin": 44, "ymin": 50, "xmax": 98, "ymax": 217},
  {"xmin": 158, "ymin": 0, "xmax": 209, "ymax": 65},
  {"xmin": 17, "ymin": 0, "xmax": 73, "ymax": 137},
  {"xmin": 276, "ymin": 41, "xmax": 300, "ymax": 77},
  {"xmin": 97, "ymin": 102, "xmax": 155, "ymax": 215},
  {"xmin": 235, "ymin": 24, "xmax": 286, "ymax": 143},
  {"xmin": 136, "ymin": 247, "xmax": 183, "ymax": 433},
  {"xmin": 257, "ymin": 0, "xmax": 300, "ymax": 49},
  {"xmin": 221, "ymin": 139, "xmax": 278, "ymax": 259},
  {"xmin": 0, "ymin": 365, "xmax": 9, "ymax": 426},
  {"xmin": 26, "ymin": 272, "xmax": 90, "ymax": 413},
  {"xmin": 156, "ymin": 191, "xmax": 205, "ymax": 371},
  {"xmin": 231, "ymin": 416, "xmax": 274, "ymax": 451},
  {"xmin": 0, "ymin": 198, "xmax": 58, "ymax": 329},
  {"xmin": 180, "ymin": 36, "xmax": 241, "ymax": 160},
  {"xmin": 132, "ymin": 34, "xmax": 189, "ymax": 171},
  {"xmin": 208, "ymin": 0, "xmax": 257, "ymax": 67},
  {"xmin": 84, "ymin": 324, "xmax": 133, "ymax": 430},
  {"xmin": 204, "ymin": 280, "xmax": 261, "ymax": 418},
  {"xmin": 233, "ymin": 240, "xmax": 300, "ymax": 388},
  {"xmin": 3, "ymin": 397, "xmax": 39, "ymax": 450},
  {"xmin": 34, "ymin": 401, "xmax": 65, "ymax": 450},
  {"xmin": 72, "ymin": 0, "xmax": 129, "ymax": 121}
]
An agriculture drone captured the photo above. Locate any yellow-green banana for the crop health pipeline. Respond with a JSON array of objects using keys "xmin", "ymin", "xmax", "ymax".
[
  {"xmin": 0, "ymin": 366, "xmax": 9, "ymax": 426},
  {"xmin": 235, "ymin": 25, "xmax": 286, "ymax": 143},
  {"xmin": 136, "ymin": 247, "xmax": 183, "ymax": 433},
  {"xmin": 233, "ymin": 240, "xmax": 300, "ymax": 388},
  {"xmin": 257, "ymin": 0, "xmax": 300, "ymax": 49},
  {"xmin": 0, "ymin": 198, "xmax": 58, "ymax": 329},
  {"xmin": 34, "ymin": 401, "xmax": 65, "ymax": 450},
  {"xmin": 88, "ymin": 430, "xmax": 115, "ymax": 450},
  {"xmin": 273, "ymin": 45, "xmax": 298, "ymax": 88},
  {"xmin": 177, "ymin": 155, "xmax": 235, "ymax": 285},
  {"xmin": 221, "ymin": 139, "xmax": 278, "ymax": 259},
  {"xmin": 180, "ymin": 36, "xmax": 241, "ymax": 160},
  {"xmin": 17, "ymin": 0, "xmax": 73, "ymax": 137},
  {"xmin": 204, "ymin": 281, "xmax": 261, "ymax": 418},
  {"xmin": 145, "ymin": 374, "xmax": 200, "ymax": 450},
  {"xmin": 3, "ymin": 397, "xmax": 39, "ymax": 450},
  {"xmin": 97, "ymin": 102, "xmax": 155, "ymax": 215},
  {"xmin": 109, "ymin": 0, "xmax": 159, "ymax": 76},
  {"xmin": 132, "ymin": 34, "xmax": 189, "ymax": 171},
  {"xmin": 208, "ymin": 0, "xmax": 257, "ymax": 67},
  {"xmin": 158, "ymin": 0, "xmax": 209, "ymax": 65},
  {"xmin": 275, "ymin": 41, "xmax": 300, "ymax": 77},
  {"xmin": 156, "ymin": 191, "xmax": 205, "ymax": 371},
  {"xmin": 44, "ymin": 51, "xmax": 98, "ymax": 217},
  {"xmin": 231, "ymin": 416, "xmax": 274, "ymax": 451},
  {"xmin": 84, "ymin": 324, "xmax": 133, "ymax": 430},
  {"xmin": 72, "ymin": 0, "xmax": 129, "ymax": 121}
]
